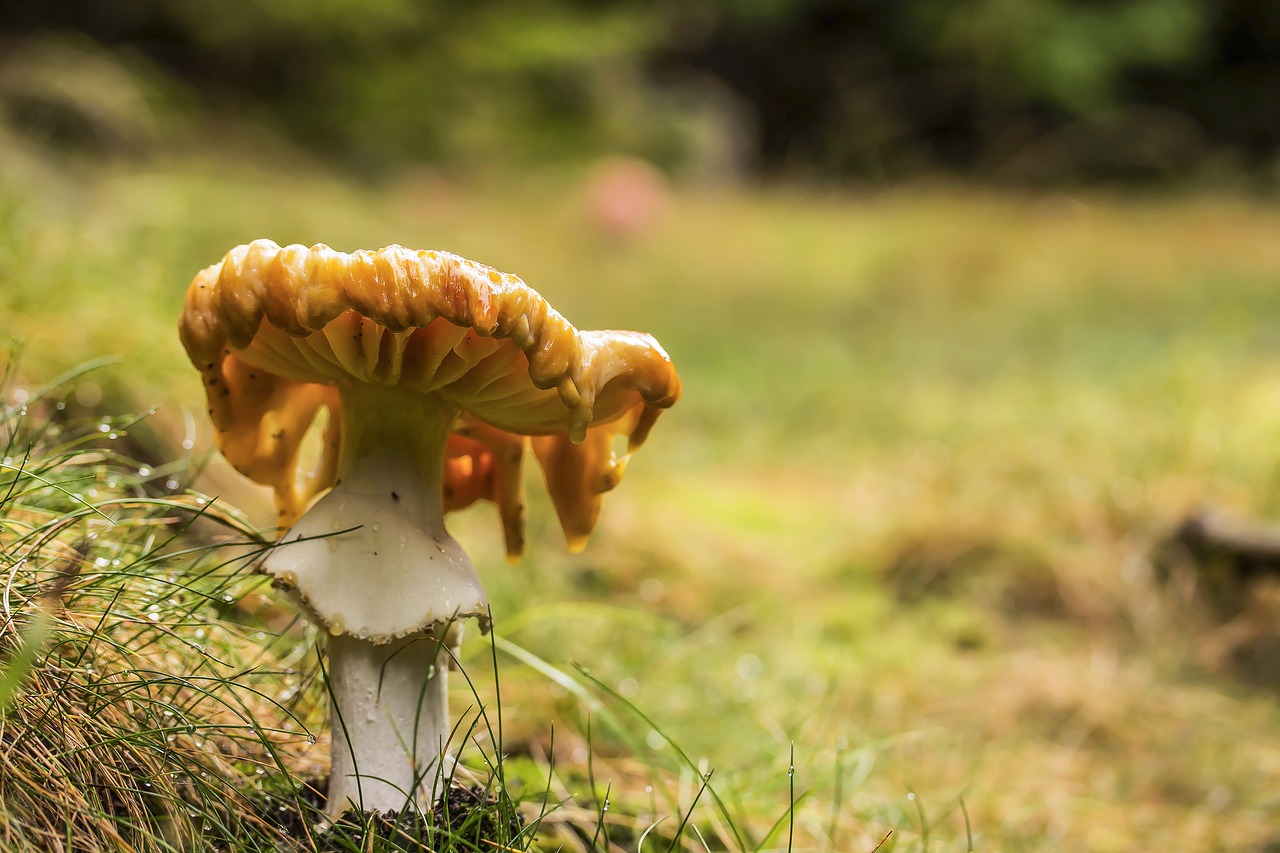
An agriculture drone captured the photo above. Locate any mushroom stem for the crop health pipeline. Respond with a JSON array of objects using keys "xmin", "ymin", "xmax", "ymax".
[
  {"xmin": 329, "ymin": 383, "xmax": 455, "ymax": 536},
  {"xmin": 262, "ymin": 384, "xmax": 489, "ymax": 814},
  {"xmin": 326, "ymin": 627, "xmax": 457, "ymax": 817}
]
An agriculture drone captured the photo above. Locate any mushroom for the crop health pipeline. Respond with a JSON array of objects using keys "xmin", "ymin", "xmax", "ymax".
[{"xmin": 179, "ymin": 240, "xmax": 680, "ymax": 816}]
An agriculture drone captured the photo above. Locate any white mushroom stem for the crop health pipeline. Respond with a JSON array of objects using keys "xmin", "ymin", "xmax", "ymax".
[
  {"xmin": 262, "ymin": 384, "xmax": 489, "ymax": 816},
  {"xmin": 327, "ymin": 628, "xmax": 456, "ymax": 816}
]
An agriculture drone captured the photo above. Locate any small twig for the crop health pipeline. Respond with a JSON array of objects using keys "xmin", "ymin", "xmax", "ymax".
[{"xmin": 482, "ymin": 839, "xmax": 525, "ymax": 853}]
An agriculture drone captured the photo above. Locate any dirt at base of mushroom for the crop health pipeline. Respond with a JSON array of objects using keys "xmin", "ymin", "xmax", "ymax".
[{"xmin": 246, "ymin": 779, "xmax": 522, "ymax": 850}]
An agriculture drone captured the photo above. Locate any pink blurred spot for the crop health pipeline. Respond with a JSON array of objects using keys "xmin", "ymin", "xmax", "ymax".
[{"xmin": 583, "ymin": 157, "xmax": 670, "ymax": 241}]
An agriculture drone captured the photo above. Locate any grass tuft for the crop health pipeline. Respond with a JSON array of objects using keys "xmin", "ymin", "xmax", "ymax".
[{"xmin": 0, "ymin": 352, "xmax": 314, "ymax": 851}]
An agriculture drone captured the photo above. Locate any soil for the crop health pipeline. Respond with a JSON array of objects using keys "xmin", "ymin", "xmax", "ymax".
[{"xmin": 245, "ymin": 777, "xmax": 525, "ymax": 851}]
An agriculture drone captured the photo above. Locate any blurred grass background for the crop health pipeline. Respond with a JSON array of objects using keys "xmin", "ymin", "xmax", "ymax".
[{"xmin": 3, "ymin": 2, "xmax": 1280, "ymax": 850}]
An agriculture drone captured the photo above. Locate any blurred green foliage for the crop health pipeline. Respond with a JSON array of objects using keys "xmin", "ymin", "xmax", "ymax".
[
  {"xmin": 913, "ymin": 0, "xmax": 1205, "ymax": 111},
  {"xmin": 156, "ymin": 0, "xmax": 681, "ymax": 168},
  {"xmin": 0, "ymin": 0, "xmax": 713, "ymax": 173},
  {"xmin": 2, "ymin": 0, "xmax": 1278, "ymax": 179}
]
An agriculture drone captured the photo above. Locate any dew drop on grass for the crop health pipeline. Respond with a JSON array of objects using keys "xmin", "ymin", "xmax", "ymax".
[
  {"xmin": 98, "ymin": 423, "xmax": 110, "ymax": 433},
  {"xmin": 735, "ymin": 653, "xmax": 763, "ymax": 681},
  {"xmin": 138, "ymin": 467, "xmax": 151, "ymax": 477},
  {"xmin": 166, "ymin": 479, "xmax": 179, "ymax": 490},
  {"xmin": 638, "ymin": 578, "xmax": 665, "ymax": 603},
  {"xmin": 94, "ymin": 558, "xmax": 109, "ymax": 568},
  {"xmin": 108, "ymin": 433, "xmax": 117, "ymax": 440},
  {"xmin": 787, "ymin": 766, "xmax": 794, "ymax": 778},
  {"xmin": 182, "ymin": 439, "xmax": 193, "ymax": 450},
  {"xmin": 306, "ymin": 734, "xmax": 317, "ymax": 745},
  {"xmin": 907, "ymin": 792, "xmax": 915, "ymax": 801}
]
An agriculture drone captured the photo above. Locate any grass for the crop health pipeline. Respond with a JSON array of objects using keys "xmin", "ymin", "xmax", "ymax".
[
  {"xmin": 0, "ymin": 351, "xmax": 296, "ymax": 851},
  {"xmin": 3, "ymin": 122, "xmax": 1280, "ymax": 850},
  {"xmin": 0, "ymin": 355, "xmax": 542, "ymax": 851}
]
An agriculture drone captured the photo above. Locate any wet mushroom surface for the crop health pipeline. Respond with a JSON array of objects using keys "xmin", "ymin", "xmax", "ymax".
[{"xmin": 179, "ymin": 240, "xmax": 680, "ymax": 816}]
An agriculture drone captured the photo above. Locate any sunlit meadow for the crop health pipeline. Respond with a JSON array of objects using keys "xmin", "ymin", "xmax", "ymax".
[{"xmin": 2, "ymin": 128, "xmax": 1280, "ymax": 850}]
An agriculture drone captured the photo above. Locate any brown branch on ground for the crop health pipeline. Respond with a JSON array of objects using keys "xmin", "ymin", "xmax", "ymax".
[{"xmin": 1174, "ymin": 510, "xmax": 1280, "ymax": 574}]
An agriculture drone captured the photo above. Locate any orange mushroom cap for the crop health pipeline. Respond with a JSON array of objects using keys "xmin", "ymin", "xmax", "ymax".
[{"xmin": 178, "ymin": 240, "xmax": 680, "ymax": 555}]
